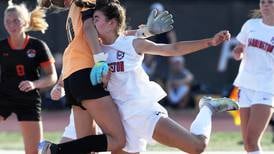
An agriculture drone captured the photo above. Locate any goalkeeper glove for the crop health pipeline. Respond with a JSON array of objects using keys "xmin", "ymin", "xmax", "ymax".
[
  {"xmin": 90, "ymin": 61, "xmax": 109, "ymax": 86},
  {"xmin": 136, "ymin": 9, "xmax": 174, "ymax": 38}
]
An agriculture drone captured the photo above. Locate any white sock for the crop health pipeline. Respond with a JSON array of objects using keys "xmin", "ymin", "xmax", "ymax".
[
  {"xmin": 248, "ymin": 150, "xmax": 262, "ymax": 154},
  {"xmin": 190, "ymin": 106, "xmax": 212, "ymax": 139}
]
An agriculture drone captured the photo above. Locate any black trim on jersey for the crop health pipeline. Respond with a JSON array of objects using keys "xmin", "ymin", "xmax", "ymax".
[{"xmin": 81, "ymin": 8, "xmax": 94, "ymax": 21}]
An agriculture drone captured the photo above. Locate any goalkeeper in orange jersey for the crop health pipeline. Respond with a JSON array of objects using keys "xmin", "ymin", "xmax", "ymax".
[{"xmin": 38, "ymin": 0, "xmax": 175, "ymax": 153}]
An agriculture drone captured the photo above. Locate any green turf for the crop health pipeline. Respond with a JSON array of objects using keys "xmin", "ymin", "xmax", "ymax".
[
  {"xmin": 0, "ymin": 132, "xmax": 62, "ymax": 150},
  {"xmin": 147, "ymin": 132, "xmax": 274, "ymax": 151},
  {"xmin": 0, "ymin": 132, "xmax": 273, "ymax": 151}
]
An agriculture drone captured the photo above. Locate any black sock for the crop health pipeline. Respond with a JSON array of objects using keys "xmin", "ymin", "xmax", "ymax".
[
  {"xmin": 52, "ymin": 134, "xmax": 108, "ymax": 154},
  {"xmin": 270, "ymin": 119, "xmax": 274, "ymax": 126}
]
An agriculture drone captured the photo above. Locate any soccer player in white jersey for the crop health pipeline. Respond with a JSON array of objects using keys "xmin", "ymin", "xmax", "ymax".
[
  {"xmin": 232, "ymin": 0, "xmax": 274, "ymax": 153},
  {"xmin": 90, "ymin": 2, "xmax": 239, "ymax": 154}
]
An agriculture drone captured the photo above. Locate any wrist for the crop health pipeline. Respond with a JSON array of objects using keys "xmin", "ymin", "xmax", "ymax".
[
  {"xmin": 93, "ymin": 52, "xmax": 107, "ymax": 63},
  {"xmin": 136, "ymin": 25, "xmax": 152, "ymax": 38},
  {"xmin": 207, "ymin": 38, "xmax": 214, "ymax": 47},
  {"xmin": 57, "ymin": 82, "xmax": 64, "ymax": 88},
  {"xmin": 32, "ymin": 80, "xmax": 39, "ymax": 89}
]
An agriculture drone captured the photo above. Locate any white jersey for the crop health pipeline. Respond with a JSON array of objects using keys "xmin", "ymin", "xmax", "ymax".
[
  {"xmin": 234, "ymin": 19, "xmax": 274, "ymax": 94},
  {"xmin": 102, "ymin": 35, "xmax": 167, "ymax": 119}
]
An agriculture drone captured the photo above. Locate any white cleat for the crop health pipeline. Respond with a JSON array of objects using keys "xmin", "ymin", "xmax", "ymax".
[
  {"xmin": 199, "ymin": 96, "xmax": 239, "ymax": 113},
  {"xmin": 38, "ymin": 140, "xmax": 52, "ymax": 154}
]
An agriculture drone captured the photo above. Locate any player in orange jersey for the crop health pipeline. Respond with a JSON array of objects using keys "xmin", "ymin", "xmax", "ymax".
[{"xmin": 38, "ymin": 0, "xmax": 174, "ymax": 153}]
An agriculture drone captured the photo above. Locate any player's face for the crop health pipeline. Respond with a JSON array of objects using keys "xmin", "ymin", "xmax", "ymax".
[
  {"xmin": 93, "ymin": 10, "xmax": 113, "ymax": 37},
  {"xmin": 4, "ymin": 11, "xmax": 26, "ymax": 35},
  {"xmin": 260, "ymin": 0, "xmax": 274, "ymax": 17}
]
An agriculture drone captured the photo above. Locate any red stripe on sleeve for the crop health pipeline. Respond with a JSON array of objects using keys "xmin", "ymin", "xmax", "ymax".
[{"xmin": 40, "ymin": 58, "xmax": 55, "ymax": 68}]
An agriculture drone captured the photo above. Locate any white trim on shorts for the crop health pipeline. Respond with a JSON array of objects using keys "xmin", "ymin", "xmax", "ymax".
[
  {"xmin": 62, "ymin": 110, "xmax": 76, "ymax": 139},
  {"xmin": 238, "ymin": 87, "xmax": 274, "ymax": 108}
]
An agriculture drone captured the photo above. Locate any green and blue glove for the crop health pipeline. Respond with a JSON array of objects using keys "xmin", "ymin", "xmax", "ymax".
[{"xmin": 90, "ymin": 61, "xmax": 109, "ymax": 86}]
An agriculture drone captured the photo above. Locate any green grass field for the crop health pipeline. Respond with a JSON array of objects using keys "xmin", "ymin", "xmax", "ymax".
[{"xmin": 0, "ymin": 132, "xmax": 273, "ymax": 151}]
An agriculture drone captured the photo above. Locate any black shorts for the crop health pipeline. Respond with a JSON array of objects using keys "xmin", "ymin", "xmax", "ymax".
[
  {"xmin": 64, "ymin": 68, "xmax": 110, "ymax": 109},
  {"xmin": 0, "ymin": 96, "xmax": 41, "ymax": 121}
]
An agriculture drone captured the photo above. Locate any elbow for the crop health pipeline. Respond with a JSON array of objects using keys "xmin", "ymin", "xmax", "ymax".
[
  {"xmin": 52, "ymin": 73, "xmax": 58, "ymax": 85},
  {"xmin": 83, "ymin": 24, "xmax": 91, "ymax": 34},
  {"xmin": 49, "ymin": 72, "xmax": 58, "ymax": 86},
  {"xmin": 83, "ymin": 20, "xmax": 96, "ymax": 35},
  {"xmin": 166, "ymin": 45, "xmax": 180, "ymax": 56}
]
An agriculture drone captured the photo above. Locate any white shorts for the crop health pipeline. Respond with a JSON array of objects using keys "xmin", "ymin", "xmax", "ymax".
[
  {"xmin": 62, "ymin": 110, "xmax": 76, "ymax": 139},
  {"xmin": 62, "ymin": 110, "xmax": 102, "ymax": 139},
  {"xmin": 238, "ymin": 88, "xmax": 274, "ymax": 108},
  {"xmin": 121, "ymin": 102, "xmax": 168, "ymax": 153}
]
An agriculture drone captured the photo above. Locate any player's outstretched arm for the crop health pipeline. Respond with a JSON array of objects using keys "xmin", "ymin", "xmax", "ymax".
[{"xmin": 134, "ymin": 30, "xmax": 231, "ymax": 56}]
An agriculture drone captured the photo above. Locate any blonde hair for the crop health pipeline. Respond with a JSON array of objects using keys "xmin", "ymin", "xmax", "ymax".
[
  {"xmin": 5, "ymin": 0, "xmax": 48, "ymax": 33},
  {"xmin": 28, "ymin": 7, "xmax": 48, "ymax": 33},
  {"xmin": 250, "ymin": 9, "xmax": 262, "ymax": 18}
]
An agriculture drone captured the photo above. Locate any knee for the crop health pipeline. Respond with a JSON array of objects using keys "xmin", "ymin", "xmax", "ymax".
[
  {"xmin": 25, "ymin": 148, "xmax": 38, "ymax": 154},
  {"xmin": 194, "ymin": 142, "xmax": 206, "ymax": 154},
  {"xmin": 188, "ymin": 141, "xmax": 206, "ymax": 154},
  {"xmin": 112, "ymin": 135, "xmax": 126, "ymax": 151},
  {"xmin": 244, "ymin": 135, "xmax": 259, "ymax": 150},
  {"xmin": 118, "ymin": 137, "xmax": 126, "ymax": 149}
]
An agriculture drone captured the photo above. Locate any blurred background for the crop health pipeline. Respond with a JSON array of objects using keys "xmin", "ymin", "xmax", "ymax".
[
  {"xmin": 0, "ymin": 0, "xmax": 257, "ymax": 109},
  {"xmin": 1, "ymin": 0, "xmax": 274, "ymax": 152}
]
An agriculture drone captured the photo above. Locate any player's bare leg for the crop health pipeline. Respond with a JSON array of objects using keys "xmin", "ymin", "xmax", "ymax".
[
  {"xmin": 153, "ymin": 117, "xmax": 206, "ymax": 154},
  {"xmin": 241, "ymin": 105, "xmax": 273, "ymax": 152},
  {"xmin": 20, "ymin": 121, "xmax": 43, "ymax": 154},
  {"xmin": 153, "ymin": 97, "xmax": 239, "ymax": 154}
]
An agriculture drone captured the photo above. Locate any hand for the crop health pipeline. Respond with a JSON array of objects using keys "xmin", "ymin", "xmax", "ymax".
[
  {"xmin": 90, "ymin": 61, "xmax": 109, "ymax": 86},
  {"xmin": 102, "ymin": 71, "xmax": 111, "ymax": 88},
  {"xmin": 232, "ymin": 45, "xmax": 244, "ymax": 60},
  {"xmin": 147, "ymin": 9, "xmax": 174, "ymax": 35},
  {"xmin": 210, "ymin": 30, "xmax": 231, "ymax": 46},
  {"xmin": 50, "ymin": 84, "xmax": 65, "ymax": 101},
  {"xmin": 18, "ymin": 80, "xmax": 36, "ymax": 92},
  {"xmin": 138, "ymin": 9, "xmax": 174, "ymax": 38}
]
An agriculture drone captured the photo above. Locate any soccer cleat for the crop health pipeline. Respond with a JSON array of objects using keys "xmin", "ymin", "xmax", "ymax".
[
  {"xmin": 38, "ymin": 140, "xmax": 53, "ymax": 154},
  {"xmin": 199, "ymin": 96, "xmax": 239, "ymax": 113}
]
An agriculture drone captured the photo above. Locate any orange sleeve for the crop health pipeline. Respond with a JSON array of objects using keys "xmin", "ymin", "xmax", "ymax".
[{"xmin": 40, "ymin": 58, "xmax": 55, "ymax": 68}]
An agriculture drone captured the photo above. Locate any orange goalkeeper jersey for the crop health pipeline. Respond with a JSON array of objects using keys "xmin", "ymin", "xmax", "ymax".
[{"xmin": 62, "ymin": 0, "xmax": 96, "ymax": 79}]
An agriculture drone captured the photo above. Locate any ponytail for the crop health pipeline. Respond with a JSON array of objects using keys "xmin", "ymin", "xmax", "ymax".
[{"xmin": 28, "ymin": 7, "xmax": 49, "ymax": 33}]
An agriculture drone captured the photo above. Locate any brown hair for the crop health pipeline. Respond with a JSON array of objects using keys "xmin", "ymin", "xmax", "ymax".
[
  {"xmin": 249, "ymin": 9, "xmax": 262, "ymax": 18},
  {"xmin": 96, "ymin": 0, "xmax": 120, "ymax": 6},
  {"xmin": 95, "ymin": 1, "xmax": 126, "ymax": 35}
]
